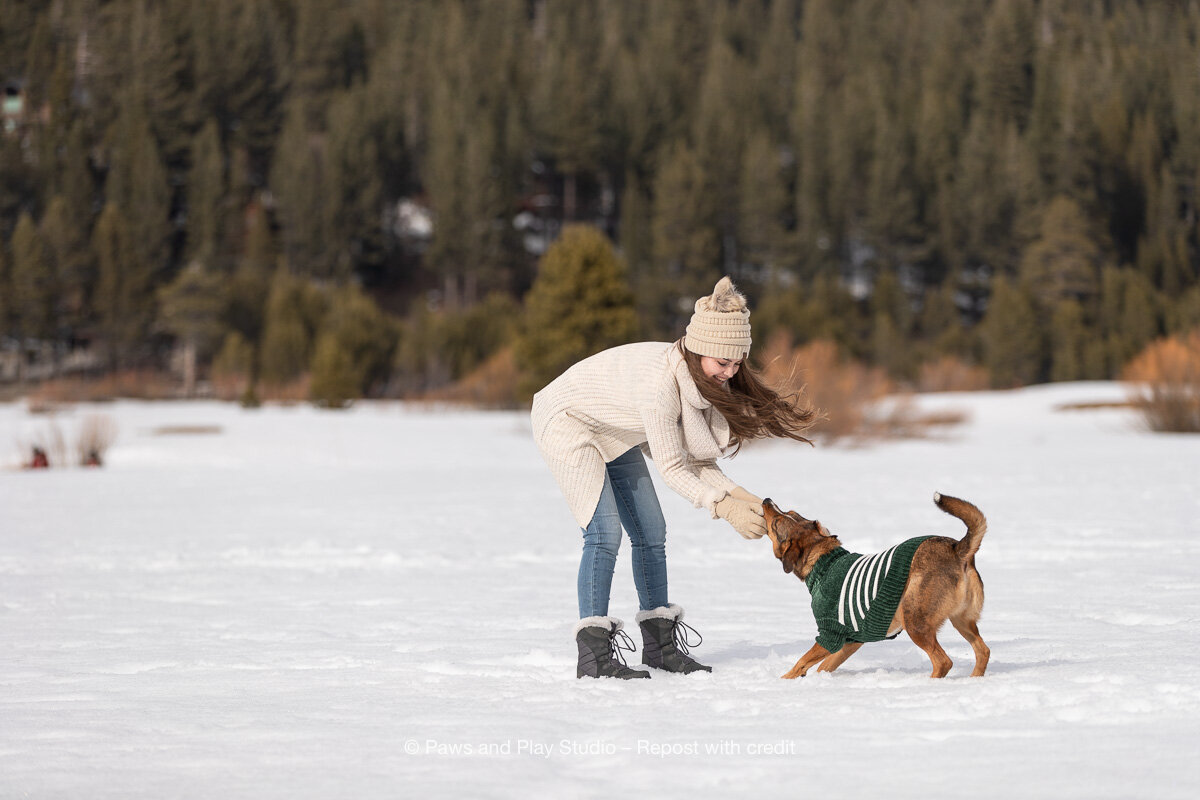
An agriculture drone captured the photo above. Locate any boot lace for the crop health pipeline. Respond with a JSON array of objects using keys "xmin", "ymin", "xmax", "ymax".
[
  {"xmin": 671, "ymin": 619, "xmax": 703, "ymax": 656},
  {"xmin": 611, "ymin": 628, "xmax": 637, "ymax": 666}
]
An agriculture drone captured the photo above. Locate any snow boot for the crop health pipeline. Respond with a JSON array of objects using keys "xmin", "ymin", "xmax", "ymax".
[
  {"xmin": 575, "ymin": 617, "xmax": 651, "ymax": 679},
  {"xmin": 636, "ymin": 604, "xmax": 712, "ymax": 674}
]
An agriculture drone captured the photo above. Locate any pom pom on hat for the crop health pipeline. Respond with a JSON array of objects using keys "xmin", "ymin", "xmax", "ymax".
[{"xmin": 684, "ymin": 276, "xmax": 752, "ymax": 360}]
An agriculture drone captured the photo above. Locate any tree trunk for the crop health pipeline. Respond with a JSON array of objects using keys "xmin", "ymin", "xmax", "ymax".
[{"xmin": 182, "ymin": 337, "xmax": 197, "ymax": 398}]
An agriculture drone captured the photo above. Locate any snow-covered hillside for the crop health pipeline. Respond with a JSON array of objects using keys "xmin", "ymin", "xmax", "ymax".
[{"xmin": 2, "ymin": 383, "xmax": 1197, "ymax": 798}]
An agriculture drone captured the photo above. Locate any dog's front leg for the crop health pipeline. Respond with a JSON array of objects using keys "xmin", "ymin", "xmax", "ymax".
[
  {"xmin": 817, "ymin": 641, "xmax": 863, "ymax": 673},
  {"xmin": 782, "ymin": 643, "xmax": 830, "ymax": 679}
]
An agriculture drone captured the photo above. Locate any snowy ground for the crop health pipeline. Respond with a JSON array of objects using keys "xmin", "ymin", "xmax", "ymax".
[{"xmin": 2, "ymin": 383, "xmax": 1198, "ymax": 799}]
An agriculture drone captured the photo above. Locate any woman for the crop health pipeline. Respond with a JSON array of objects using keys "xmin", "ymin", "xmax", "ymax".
[{"xmin": 531, "ymin": 277, "xmax": 814, "ymax": 679}]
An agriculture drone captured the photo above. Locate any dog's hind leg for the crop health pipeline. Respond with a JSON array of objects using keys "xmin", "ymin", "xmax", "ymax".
[
  {"xmin": 816, "ymin": 642, "xmax": 863, "ymax": 673},
  {"xmin": 782, "ymin": 643, "xmax": 831, "ymax": 679},
  {"xmin": 949, "ymin": 616, "xmax": 989, "ymax": 677},
  {"xmin": 907, "ymin": 623, "xmax": 953, "ymax": 678}
]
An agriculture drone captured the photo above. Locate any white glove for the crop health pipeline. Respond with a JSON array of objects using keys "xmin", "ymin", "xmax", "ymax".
[
  {"xmin": 714, "ymin": 494, "xmax": 766, "ymax": 540},
  {"xmin": 729, "ymin": 485, "xmax": 763, "ymax": 506}
]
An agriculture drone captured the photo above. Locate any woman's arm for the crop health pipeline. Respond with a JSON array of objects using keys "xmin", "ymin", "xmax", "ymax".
[{"xmin": 641, "ymin": 409, "xmax": 730, "ymax": 515}]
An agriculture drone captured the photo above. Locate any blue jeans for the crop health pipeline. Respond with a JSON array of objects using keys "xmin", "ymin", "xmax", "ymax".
[{"xmin": 578, "ymin": 447, "xmax": 668, "ymax": 618}]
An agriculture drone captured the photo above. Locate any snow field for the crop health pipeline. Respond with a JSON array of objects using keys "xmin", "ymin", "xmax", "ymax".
[{"xmin": 2, "ymin": 383, "xmax": 1198, "ymax": 798}]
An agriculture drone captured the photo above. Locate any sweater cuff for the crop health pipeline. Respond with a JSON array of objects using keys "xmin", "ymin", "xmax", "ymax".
[{"xmin": 705, "ymin": 487, "xmax": 731, "ymax": 519}]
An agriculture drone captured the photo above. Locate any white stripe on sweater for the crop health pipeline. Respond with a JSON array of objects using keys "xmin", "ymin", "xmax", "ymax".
[{"xmin": 837, "ymin": 544, "xmax": 903, "ymax": 632}]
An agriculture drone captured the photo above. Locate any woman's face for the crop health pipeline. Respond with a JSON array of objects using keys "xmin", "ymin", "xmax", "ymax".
[{"xmin": 700, "ymin": 355, "xmax": 742, "ymax": 385}]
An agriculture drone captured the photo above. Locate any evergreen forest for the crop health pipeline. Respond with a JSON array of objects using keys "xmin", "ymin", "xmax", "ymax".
[{"xmin": 2, "ymin": 0, "xmax": 1200, "ymax": 406}]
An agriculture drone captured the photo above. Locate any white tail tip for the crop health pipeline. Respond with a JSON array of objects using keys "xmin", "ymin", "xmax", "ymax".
[{"xmin": 933, "ymin": 492, "xmax": 942, "ymax": 503}]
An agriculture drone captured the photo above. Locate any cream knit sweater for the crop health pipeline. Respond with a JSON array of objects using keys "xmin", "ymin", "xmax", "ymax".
[{"xmin": 531, "ymin": 341, "xmax": 739, "ymax": 528}]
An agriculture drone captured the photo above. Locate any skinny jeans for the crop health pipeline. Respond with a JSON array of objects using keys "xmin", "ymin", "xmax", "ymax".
[{"xmin": 577, "ymin": 447, "xmax": 668, "ymax": 618}]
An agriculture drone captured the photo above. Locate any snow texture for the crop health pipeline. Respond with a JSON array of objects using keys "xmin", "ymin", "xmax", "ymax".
[{"xmin": 2, "ymin": 383, "xmax": 1198, "ymax": 798}]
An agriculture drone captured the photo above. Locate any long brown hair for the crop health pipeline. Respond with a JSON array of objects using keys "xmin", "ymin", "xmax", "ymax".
[{"xmin": 679, "ymin": 339, "xmax": 815, "ymax": 452}]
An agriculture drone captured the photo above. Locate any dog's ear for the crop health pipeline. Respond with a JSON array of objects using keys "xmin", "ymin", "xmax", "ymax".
[{"xmin": 780, "ymin": 539, "xmax": 802, "ymax": 575}]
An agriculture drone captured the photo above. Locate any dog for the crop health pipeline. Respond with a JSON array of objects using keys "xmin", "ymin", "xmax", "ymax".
[{"xmin": 762, "ymin": 493, "xmax": 989, "ymax": 679}]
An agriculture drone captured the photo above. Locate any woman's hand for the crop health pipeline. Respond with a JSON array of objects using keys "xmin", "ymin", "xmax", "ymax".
[
  {"xmin": 714, "ymin": 494, "xmax": 766, "ymax": 539},
  {"xmin": 729, "ymin": 486, "xmax": 763, "ymax": 505}
]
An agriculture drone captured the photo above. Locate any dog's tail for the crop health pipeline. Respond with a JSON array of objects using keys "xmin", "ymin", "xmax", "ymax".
[{"xmin": 933, "ymin": 492, "xmax": 987, "ymax": 562}]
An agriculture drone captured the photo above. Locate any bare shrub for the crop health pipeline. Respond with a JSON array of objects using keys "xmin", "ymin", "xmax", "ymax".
[
  {"xmin": 1122, "ymin": 329, "xmax": 1200, "ymax": 432},
  {"xmin": 759, "ymin": 335, "xmax": 890, "ymax": 442},
  {"xmin": 918, "ymin": 356, "xmax": 991, "ymax": 393},
  {"xmin": 256, "ymin": 375, "xmax": 311, "ymax": 405},
  {"xmin": 418, "ymin": 347, "xmax": 521, "ymax": 409},
  {"xmin": 76, "ymin": 414, "xmax": 118, "ymax": 466},
  {"xmin": 15, "ymin": 419, "xmax": 68, "ymax": 468},
  {"xmin": 758, "ymin": 334, "xmax": 968, "ymax": 443}
]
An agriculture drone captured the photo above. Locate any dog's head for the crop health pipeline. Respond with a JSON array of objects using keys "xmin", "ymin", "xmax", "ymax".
[{"xmin": 762, "ymin": 498, "xmax": 838, "ymax": 578}]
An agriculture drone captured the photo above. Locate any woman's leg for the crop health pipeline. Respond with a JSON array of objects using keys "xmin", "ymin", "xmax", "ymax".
[
  {"xmin": 605, "ymin": 448, "xmax": 668, "ymax": 612},
  {"xmin": 578, "ymin": 473, "xmax": 623, "ymax": 618}
]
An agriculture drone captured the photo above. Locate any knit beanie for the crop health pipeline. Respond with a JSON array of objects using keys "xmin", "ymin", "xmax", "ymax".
[{"xmin": 684, "ymin": 276, "xmax": 752, "ymax": 360}]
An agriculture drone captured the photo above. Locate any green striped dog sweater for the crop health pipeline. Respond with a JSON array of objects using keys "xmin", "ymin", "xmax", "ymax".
[{"xmin": 803, "ymin": 537, "xmax": 933, "ymax": 653}]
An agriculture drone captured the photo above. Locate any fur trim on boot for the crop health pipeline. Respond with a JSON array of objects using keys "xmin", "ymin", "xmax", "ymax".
[
  {"xmin": 635, "ymin": 603, "xmax": 685, "ymax": 624},
  {"xmin": 574, "ymin": 616, "xmax": 623, "ymax": 637}
]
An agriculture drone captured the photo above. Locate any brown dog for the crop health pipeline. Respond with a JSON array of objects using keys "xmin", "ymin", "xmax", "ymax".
[{"xmin": 762, "ymin": 493, "xmax": 989, "ymax": 679}]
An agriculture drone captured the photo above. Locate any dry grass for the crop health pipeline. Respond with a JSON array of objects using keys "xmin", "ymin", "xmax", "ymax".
[
  {"xmin": 151, "ymin": 425, "xmax": 223, "ymax": 436},
  {"xmin": 1055, "ymin": 401, "xmax": 1135, "ymax": 412},
  {"xmin": 417, "ymin": 347, "xmax": 521, "ymax": 409},
  {"xmin": 211, "ymin": 372, "xmax": 251, "ymax": 403},
  {"xmin": 27, "ymin": 370, "xmax": 179, "ymax": 405},
  {"xmin": 1122, "ymin": 329, "xmax": 1200, "ymax": 432},
  {"xmin": 254, "ymin": 376, "xmax": 312, "ymax": 405},
  {"xmin": 14, "ymin": 420, "xmax": 68, "ymax": 468},
  {"xmin": 76, "ymin": 414, "xmax": 118, "ymax": 466},
  {"xmin": 917, "ymin": 356, "xmax": 991, "ymax": 393}
]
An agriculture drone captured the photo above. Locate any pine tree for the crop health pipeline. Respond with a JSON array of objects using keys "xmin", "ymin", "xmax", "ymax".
[
  {"xmin": 226, "ymin": 205, "xmax": 274, "ymax": 347},
  {"xmin": 1137, "ymin": 166, "xmax": 1191, "ymax": 297},
  {"xmin": 650, "ymin": 141, "xmax": 719, "ymax": 333},
  {"xmin": 309, "ymin": 285, "xmax": 398, "ymax": 407},
  {"xmin": 1167, "ymin": 286, "xmax": 1200, "ymax": 335},
  {"xmin": 92, "ymin": 203, "xmax": 146, "ymax": 364},
  {"xmin": 514, "ymin": 224, "xmax": 638, "ymax": 400},
  {"xmin": 1099, "ymin": 265, "xmax": 1161, "ymax": 375},
  {"xmin": 270, "ymin": 102, "xmax": 330, "ymax": 279},
  {"xmin": 186, "ymin": 119, "xmax": 227, "ymax": 266},
  {"xmin": 975, "ymin": 0, "xmax": 1035, "ymax": 129},
  {"xmin": 737, "ymin": 129, "xmax": 792, "ymax": 278},
  {"xmin": 0, "ymin": 238, "xmax": 9, "ymax": 336},
  {"xmin": 157, "ymin": 261, "xmax": 228, "ymax": 396},
  {"xmin": 221, "ymin": 0, "xmax": 287, "ymax": 165},
  {"xmin": 870, "ymin": 271, "xmax": 915, "ymax": 378},
  {"xmin": 104, "ymin": 101, "xmax": 172, "ymax": 288},
  {"xmin": 793, "ymin": 0, "xmax": 846, "ymax": 267},
  {"xmin": 10, "ymin": 212, "xmax": 54, "ymax": 340},
  {"xmin": 1049, "ymin": 298, "xmax": 1086, "ymax": 382},
  {"xmin": 39, "ymin": 195, "xmax": 92, "ymax": 336},
  {"xmin": 259, "ymin": 267, "xmax": 327, "ymax": 385},
  {"xmin": 531, "ymin": 1, "xmax": 611, "ymax": 221},
  {"xmin": 918, "ymin": 280, "xmax": 969, "ymax": 360},
  {"xmin": 618, "ymin": 170, "xmax": 656, "ymax": 329},
  {"xmin": 693, "ymin": 35, "xmax": 753, "ymax": 271},
  {"xmin": 980, "ymin": 276, "xmax": 1043, "ymax": 387},
  {"xmin": 324, "ymin": 84, "xmax": 388, "ymax": 281},
  {"xmin": 423, "ymin": 0, "xmax": 524, "ymax": 306},
  {"xmin": 1018, "ymin": 195, "xmax": 1105, "ymax": 309}
]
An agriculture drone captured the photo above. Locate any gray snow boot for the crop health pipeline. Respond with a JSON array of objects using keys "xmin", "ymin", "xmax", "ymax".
[
  {"xmin": 575, "ymin": 617, "xmax": 651, "ymax": 680},
  {"xmin": 636, "ymin": 604, "xmax": 712, "ymax": 674}
]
